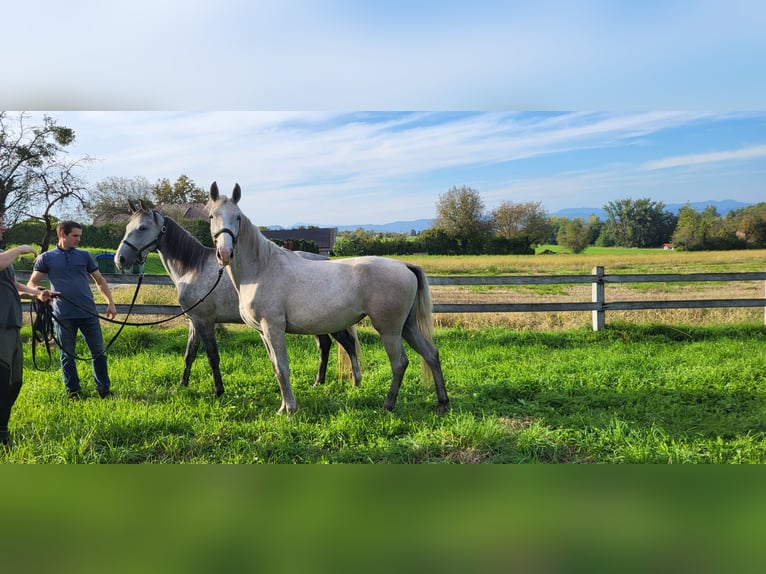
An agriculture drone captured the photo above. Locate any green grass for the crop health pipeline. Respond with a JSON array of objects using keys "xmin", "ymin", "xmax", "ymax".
[{"xmin": 4, "ymin": 321, "xmax": 766, "ymax": 463}]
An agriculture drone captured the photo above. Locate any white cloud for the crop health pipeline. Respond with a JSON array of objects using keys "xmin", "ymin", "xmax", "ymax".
[{"xmin": 642, "ymin": 144, "xmax": 766, "ymax": 171}]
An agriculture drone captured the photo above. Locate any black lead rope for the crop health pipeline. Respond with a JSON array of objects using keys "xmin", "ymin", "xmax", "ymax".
[
  {"xmin": 30, "ymin": 273, "xmax": 145, "ymax": 368},
  {"xmin": 29, "ymin": 268, "xmax": 225, "ymax": 368},
  {"xmin": 30, "ymin": 298, "xmax": 56, "ymax": 371}
]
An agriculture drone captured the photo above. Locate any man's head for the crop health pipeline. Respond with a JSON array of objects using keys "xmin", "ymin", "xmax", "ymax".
[{"xmin": 56, "ymin": 220, "xmax": 83, "ymax": 250}]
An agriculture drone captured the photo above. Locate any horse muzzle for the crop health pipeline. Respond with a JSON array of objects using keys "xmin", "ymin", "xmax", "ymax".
[{"xmin": 216, "ymin": 246, "xmax": 233, "ymax": 267}]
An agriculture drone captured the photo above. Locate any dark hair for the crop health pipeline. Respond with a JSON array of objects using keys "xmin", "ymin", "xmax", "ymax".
[{"xmin": 56, "ymin": 220, "xmax": 83, "ymax": 235}]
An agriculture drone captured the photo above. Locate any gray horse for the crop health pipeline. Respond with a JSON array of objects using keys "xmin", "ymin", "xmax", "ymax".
[
  {"xmin": 115, "ymin": 204, "xmax": 361, "ymax": 397},
  {"xmin": 207, "ymin": 182, "xmax": 448, "ymax": 415}
]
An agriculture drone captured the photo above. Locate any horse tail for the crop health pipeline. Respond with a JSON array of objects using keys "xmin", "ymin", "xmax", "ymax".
[
  {"xmin": 336, "ymin": 323, "xmax": 363, "ymax": 382},
  {"xmin": 407, "ymin": 263, "xmax": 435, "ymax": 388}
]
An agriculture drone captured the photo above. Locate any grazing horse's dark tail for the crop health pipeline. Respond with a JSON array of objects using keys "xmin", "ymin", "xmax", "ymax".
[
  {"xmin": 407, "ymin": 263, "xmax": 436, "ymax": 387},
  {"xmin": 336, "ymin": 324, "xmax": 363, "ymax": 382}
]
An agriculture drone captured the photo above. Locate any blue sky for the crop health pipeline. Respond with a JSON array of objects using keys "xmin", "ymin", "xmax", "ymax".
[
  {"xmin": 36, "ymin": 111, "xmax": 765, "ymax": 227},
  {"xmin": 5, "ymin": 2, "xmax": 766, "ymax": 226}
]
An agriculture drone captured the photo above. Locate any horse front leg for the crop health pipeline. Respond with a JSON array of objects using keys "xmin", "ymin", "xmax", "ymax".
[
  {"xmin": 180, "ymin": 320, "xmax": 201, "ymax": 387},
  {"xmin": 259, "ymin": 327, "xmax": 297, "ymax": 414}
]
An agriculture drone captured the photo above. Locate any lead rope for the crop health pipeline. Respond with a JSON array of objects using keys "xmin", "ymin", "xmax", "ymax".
[{"xmin": 30, "ymin": 268, "xmax": 225, "ymax": 367}]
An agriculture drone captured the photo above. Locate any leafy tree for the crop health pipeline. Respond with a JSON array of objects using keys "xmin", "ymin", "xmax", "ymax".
[
  {"xmin": 602, "ymin": 198, "xmax": 677, "ymax": 248},
  {"xmin": 492, "ymin": 200, "xmax": 551, "ymax": 247},
  {"xmin": 724, "ymin": 203, "xmax": 766, "ymax": 247},
  {"xmin": 85, "ymin": 176, "xmax": 153, "ymax": 224},
  {"xmin": 586, "ymin": 214, "xmax": 604, "ymax": 245},
  {"xmin": 152, "ymin": 174, "xmax": 206, "ymax": 205},
  {"xmin": 433, "ymin": 185, "xmax": 492, "ymax": 254},
  {"xmin": 557, "ymin": 217, "xmax": 590, "ymax": 253},
  {"xmin": 415, "ymin": 227, "xmax": 462, "ymax": 255},
  {"xmin": 0, "ymin": 111, "xmax": 77, "ymax": 233}
]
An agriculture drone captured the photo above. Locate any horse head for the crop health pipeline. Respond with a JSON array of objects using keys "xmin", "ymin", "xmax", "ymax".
[
  {"xmin": 115, "ymin": 206, "xmax": 165, "ymax": 270},
  {"xmin": 208, "ymin": 181, "xmax": 242, "ymax": 267}
]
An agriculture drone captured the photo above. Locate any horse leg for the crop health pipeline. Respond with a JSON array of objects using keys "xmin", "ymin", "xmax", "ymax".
[
  {"xmin": 403, "ymin": 319, "xmax": 449, "ymax": 415},
  {"xmin": 313, "ymin": 334, "xmax": 331, "ymax": 386},
  {"xmin": 331, "ymin": 327, "xmax": 363, "ymax": 387},
  {"xmin": 180, "ymin": 320, "xmax": 201, "ymax": 387},
  {"xmin": 259, "ymin": 326, "xmax": 297, "ymax": 414},
  {"xmin": 379, "ymin": 333, "xmax": 409, "ymax": 411},
  {"xmin": 199, "ymin": 326, "xmax": 225, "ymax": 397}
]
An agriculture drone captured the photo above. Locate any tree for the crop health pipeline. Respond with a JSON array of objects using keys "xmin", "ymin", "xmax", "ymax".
[
  {"xmin": 84, "ymin": 176, "xmax": 154, "ymax": 224},
  {"xmin": 557, "ymin": 217, "xmax": 590, "ymax": 253},
  {"xmin": 724, "ymin": 203, "xmax": 766, "ymax": 247},
  {"xmin": 433, "ymin": 185, "xmax": 492, "ymax": 253},
  {"xmin": 0, "ymin": 111, "xmax": 76, "ymax": 228},
  {"xmin": 602, "ymin": 198, "xmax": 677, "ymax": 248},
  {"xmin": 492, "ymin": 201, "xmax": 551, "ymax": 247},
  {"xmin": 152, "ymin": 174, "xmax": 206, "ymax": 205},
  {"xmin": 25, "ymin": 156, "xmax": 93, "ymax": 251}
]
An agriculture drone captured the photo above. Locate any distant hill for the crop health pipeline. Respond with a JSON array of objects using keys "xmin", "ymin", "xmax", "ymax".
[
  {"xmin": 550, "ymin": 200, "xmax": 753, "ymax": 220},
  {"xmin": 290, "ymin": 219, "xmax": 435, "ymax": 233},
  {"xmin": 280, "ymin": 200, "xmax": 755, "ymax": 232}
]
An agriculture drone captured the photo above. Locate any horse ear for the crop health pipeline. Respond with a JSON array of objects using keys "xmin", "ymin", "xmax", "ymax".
[
  {"xmin": 138, "ymin": 199, "xmax": 146, "ymax": 211},
  {"xmin": 128, "ymin": 199, "xmax": 138, "ymax": 213},
  {"xmin": 232, "ymin": 183, "xmax": 241, "ymax": 204},
  {"xmin": 210, "ymin": 181, "xmax": 219, "ymax": 201}
]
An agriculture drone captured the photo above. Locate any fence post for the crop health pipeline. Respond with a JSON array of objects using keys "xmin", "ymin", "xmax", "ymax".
[{"xmin": 592, "ymin": 266, "xmax": 605, "ymax": 331}]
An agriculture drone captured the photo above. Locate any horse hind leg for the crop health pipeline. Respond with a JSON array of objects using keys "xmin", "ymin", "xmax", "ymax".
[
  {"xmin": 313, "ymin": 334, "xmax": 331, "ymax": 386},
  {"xmin": 380, "ymin": 334, "xmax": 409, "ymax": 412},
  {"xmin": 199, "ymin": 326, "xmax": 225, "ymax": 397},
  {"xmin": 402, "ymin": 319, "xmax": 449, "ymax": 415}
]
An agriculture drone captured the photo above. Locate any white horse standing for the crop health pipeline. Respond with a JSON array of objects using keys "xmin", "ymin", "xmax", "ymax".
[
  {"xmin": 207, "ymin": 182, "xmax": 449, "ymax": 415},
  {"xmin": 115, "ymin": 204, "xmax": 362, "ymax": 397}
]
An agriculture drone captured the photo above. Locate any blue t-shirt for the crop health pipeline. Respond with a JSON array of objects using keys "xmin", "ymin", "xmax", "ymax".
[{"xmin": 34, "ymin": 247, "xmax": 99, "ymax": 319}]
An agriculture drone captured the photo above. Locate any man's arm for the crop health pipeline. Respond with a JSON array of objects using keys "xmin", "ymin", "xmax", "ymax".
[
  {"xmin": 90, "ymin": 269, "xmax": 117, "ymax": 320},
  {"xmin": 0, "ymin": 245, "xmax": 36, "ymax": 271},
  {"xmin": 26, "ymin": 269, "xmax": 47, "ymax": 289},
  {"xmin": 16, "ymin": 281, "xmax": 57, "ymax": 301}
]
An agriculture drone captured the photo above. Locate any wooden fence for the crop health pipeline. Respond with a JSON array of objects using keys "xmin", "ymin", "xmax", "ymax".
[{"xmin": 15, "ymin": 267, "xmax": 766, "ymax": 331}]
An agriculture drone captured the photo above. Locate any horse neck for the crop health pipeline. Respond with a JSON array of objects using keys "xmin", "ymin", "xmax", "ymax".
[
  {"xmin": 231, "ymin": 213, "xmax": 278, "ymax": 278},
  {"xmin": 156, "ymin": 215, "xmax": 213, "ymax": 280}
]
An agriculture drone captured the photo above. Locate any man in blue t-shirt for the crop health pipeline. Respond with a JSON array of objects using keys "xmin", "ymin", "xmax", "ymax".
[{"xmin": 28, "ymin": 221, "xmax": 118, "ymax": 399}]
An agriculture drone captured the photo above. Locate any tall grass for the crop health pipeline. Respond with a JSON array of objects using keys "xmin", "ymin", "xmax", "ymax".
[{"xmin": 4, "ymin": 320, "xmax": 766, "ymax": 463}]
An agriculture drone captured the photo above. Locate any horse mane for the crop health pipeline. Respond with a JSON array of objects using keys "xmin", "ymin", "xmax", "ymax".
[{"xmin": 155, "ymin": 212, "xmax": 215, "ymax": 274}]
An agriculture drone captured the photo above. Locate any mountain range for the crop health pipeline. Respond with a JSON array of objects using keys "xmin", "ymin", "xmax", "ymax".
[{"xmin": 287, "ymin": 200, "xmax": 754, "ymax": 233}]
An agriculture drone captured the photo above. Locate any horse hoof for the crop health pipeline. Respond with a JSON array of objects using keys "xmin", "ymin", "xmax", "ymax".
[
  {"xmin": 215, "ymin": 389, "xmax": 225, "ymax": 398},
  {"xmin": 437, "ymin": 402, "xmax": 449, "ymax": 416}
]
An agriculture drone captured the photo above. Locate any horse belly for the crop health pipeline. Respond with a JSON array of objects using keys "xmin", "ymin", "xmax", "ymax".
[{"xmin": 285, "ymin": 307, "xmax": 363, "ymax": 335}]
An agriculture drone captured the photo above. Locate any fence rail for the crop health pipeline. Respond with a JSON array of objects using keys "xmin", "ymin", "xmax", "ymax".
[{"xmin": 15, "ymin": 267, "xmax": 766, "ymax": 331}]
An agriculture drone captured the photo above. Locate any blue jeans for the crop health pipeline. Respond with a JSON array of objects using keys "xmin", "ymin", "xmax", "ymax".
[{"xmin": 55, "ymin": 317, "xmax": 111, "ymax": 394}]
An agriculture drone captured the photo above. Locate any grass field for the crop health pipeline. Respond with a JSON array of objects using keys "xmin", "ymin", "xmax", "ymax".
[
  {"xmin": 3, "ymin": 320, "xmax": 765, "ymax": 463},
  {"xmin": 3, "ymin": 247, "xmax": 765, "ymax": 463}
]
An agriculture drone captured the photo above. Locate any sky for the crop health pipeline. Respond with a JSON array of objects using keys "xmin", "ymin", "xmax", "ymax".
[
  {"xmin": 29, "ymin": 110, "xmax": 766, "ymax": 227},
  {"xmin": 4, "ymin": 1, "xmax": 766, "ymax": 227}
]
